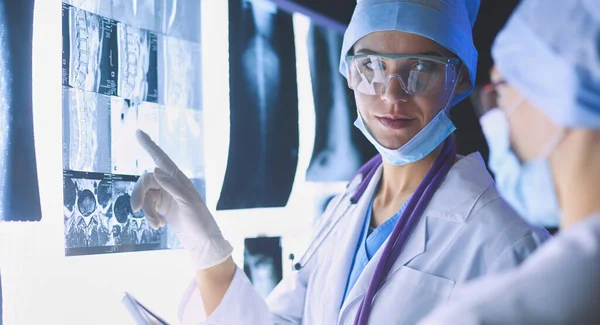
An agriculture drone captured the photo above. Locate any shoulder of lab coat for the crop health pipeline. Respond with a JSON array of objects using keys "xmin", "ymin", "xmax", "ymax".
[
  {"xmin": 421, "ymin": 152, "xmax": 551, "ymax": 274},
  {"xmin": 417, "ymin": 213, "xmax": 600, "ymax": 325}
]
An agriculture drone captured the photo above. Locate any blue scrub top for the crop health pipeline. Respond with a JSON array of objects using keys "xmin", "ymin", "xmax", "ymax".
[{"xmin": 342, "ymin": 194, "xmax": 410, "ymax": 305}]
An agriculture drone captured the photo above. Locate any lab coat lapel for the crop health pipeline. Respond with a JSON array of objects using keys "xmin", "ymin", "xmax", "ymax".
[
  {"xmin": 321, "ymin": 166, "xmax": 383, "ymax": 325},
  {"xmin": 339, "ymin": 208, "xmax": 427, "ymax": 316},
  {"xmin": 338, "ymin": 153, "xmax": 495, "ymax": 321}
]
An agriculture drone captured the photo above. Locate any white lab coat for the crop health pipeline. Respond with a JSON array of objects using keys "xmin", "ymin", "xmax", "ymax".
[
  {"xmin": 178, "ymin": 153, "xmax": 551, "ymax": 325},
  {"xmin": 418, "ymin": 213, "xmax": 600, "ymax": 325}
]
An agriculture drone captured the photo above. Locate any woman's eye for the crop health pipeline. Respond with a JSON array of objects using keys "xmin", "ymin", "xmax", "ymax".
[
  {"xmin": 363, "ymin": 59, "xmax": 384, "ymax": 70},
  {"xmin": 414, "ymin": 61, "xmax": 434, "ymax": 72}
]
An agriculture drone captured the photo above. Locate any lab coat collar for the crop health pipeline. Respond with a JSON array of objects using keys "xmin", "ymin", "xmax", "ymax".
[
  {"xmin": 338, "ymin": 152, "xmax": 494, "ymax": 319},
  {"xmin": 424, "ymin": 152, "xmax": 494, "ymax": 223}
]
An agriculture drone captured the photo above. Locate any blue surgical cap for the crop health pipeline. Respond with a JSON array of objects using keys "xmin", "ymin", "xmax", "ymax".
[
  {"xmin": 339, "ymin": 0, "xmax": 481, "ymax": 105},
  {"xmin": 493, "ymin": 0, "xmax": 600, "ymax": 128}
]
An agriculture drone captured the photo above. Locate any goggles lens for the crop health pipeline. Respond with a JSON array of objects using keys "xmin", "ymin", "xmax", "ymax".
[{"xmin": 346, "ymin": 54, "xmax": 459, "ymax": 97}]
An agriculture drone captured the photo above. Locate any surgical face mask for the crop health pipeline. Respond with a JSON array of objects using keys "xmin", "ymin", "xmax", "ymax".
[
  {"xmin": 353, "ymin": 64, "xmax": 462, "ymax": 165},
  {"xmin": 480, "ymin": 105, "xmax": 564, "ymax": 228}
]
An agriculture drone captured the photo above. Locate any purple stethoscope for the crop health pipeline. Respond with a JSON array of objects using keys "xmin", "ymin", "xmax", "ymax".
[{"xmin": 293, "ymin": 138, "xmax": 457, "ymax": 324}]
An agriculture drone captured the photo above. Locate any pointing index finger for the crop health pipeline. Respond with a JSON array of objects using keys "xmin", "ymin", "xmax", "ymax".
[{"xmin": 136, "ymin": 129, "xmax": 179, "ymax": 177}]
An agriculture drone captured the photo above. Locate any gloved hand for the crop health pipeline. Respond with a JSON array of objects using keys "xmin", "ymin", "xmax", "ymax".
[{"xmin": 130, "ymin": 130, "xmax": 233, "ymax": 270}]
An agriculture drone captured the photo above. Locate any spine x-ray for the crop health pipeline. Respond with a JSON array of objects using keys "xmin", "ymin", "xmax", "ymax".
[
  {"xmin": 243, "ymin": 236, "xmax": 283, "ymax": 299},
  {"xmin": 62, "ymin": 3, "xmax": 159, "ymax": 103},
  {"xmin": 218, "ymin": 0, "xmax": 299, "ymax": 210},
  {"xmin": 61, "ymin": 0, "xmax": 204, "ymax": 255},
  {"xmin": 63, "ymin": 171, "xmax": 179, "ymax": 256},
  {"xmin": 0, "ymin": 0, "xmax": 42, "ymax": 222},
  {"xmin": 305, "ymin": 23, "xmax": 377, "ymax": 182}
]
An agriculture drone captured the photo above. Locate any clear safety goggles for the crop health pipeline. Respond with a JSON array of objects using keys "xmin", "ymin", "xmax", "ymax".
[{"xmin": 345, "ymin": 54, "xmax": 461, "ymax": 97}]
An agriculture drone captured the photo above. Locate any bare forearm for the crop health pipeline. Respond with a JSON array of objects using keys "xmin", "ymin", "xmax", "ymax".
[{"xmin": 196, "ymin": 257, "xmax": 237, "ymax": 317}]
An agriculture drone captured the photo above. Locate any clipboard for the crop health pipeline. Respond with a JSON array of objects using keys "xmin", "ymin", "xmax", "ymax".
[{"xmin": 121, "ymin": 292, "xmax": 170, "ymax": 325}]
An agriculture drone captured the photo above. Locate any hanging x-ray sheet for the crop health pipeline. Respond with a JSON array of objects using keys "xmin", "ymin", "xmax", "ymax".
[
  {"xmin": 305, "ymin": 23, "xmax": 377, "ymax": 182},
  {"xmin": 243, "ymin": 236, "xmax": 283, "ymax": 299},
  {"xmin": 111, "ymin": 0, "xmax": 157, "ymax": 32},
  {"xmin": 62, "ymin": 87, "xmax": 112, "ymax": 174},
  {"xmin": 157, "ymin": 35, "xmax": 202, "ymax": 110},
  {"xmin": 63, "ymin": 0, "xmax": 112, "ymax": 18},
  {"xmin": 62, "ymin": 3, "xmax": 119, "ymax": 96},
  {"xmin": 116, "ymin": 22, "xmax": 159, "ymax": 103},
  {"xmin": 0, "ymin": 0, "xmax": 42, "ymax": 222},
  {"xmin": 156, "ymin": 0, "xmax": 201, "ymax": 43},
  {"xmin": 218, "ymin": 0, "xmax": 299, "ymax": 210},
  {"xmin": 63, "ymin": 171, "xmax": 180, "ymax": 256},
  {"xmin": 62, "ymin": 3, "xmax": 159, "ymax": 103},
  {"xmin": 61, "ymin": 1, "xmax": 203, "ymax": 255}
]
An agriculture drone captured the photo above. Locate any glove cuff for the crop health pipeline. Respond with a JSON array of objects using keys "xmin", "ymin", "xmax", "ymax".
[{"xmin": 190, "ymin": 237, "xmax": 234, "ymax": 270}]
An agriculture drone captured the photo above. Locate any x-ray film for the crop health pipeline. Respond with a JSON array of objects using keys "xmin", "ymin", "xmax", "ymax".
[
  {"xmin": 243, "ymin": 236, "xmax": 283, "ymax": 299},
  {"xmin": 63, "ymin": 0, "xmax": 112, "ymax": 18},
  {"xmin": 157, "ymin": 35, "xmax": 202, "ymax": 109},
  {"xmin": 62, "ymin": 3, "xmax": 119, "ymax": 96},
  {"xmin": 305, "ymin": 23, "xmax": 377, "ymax": 182},
  {"xmin": 62, "ymin": 87, "xmax": 112, "ymax": 173},
  {"xmin": 0, "ymin": 0, "xmax": 42, "ymax": 222},
  {"xmin": 110, "ymin": 98, "xmax": 161, "ymax": 175},
  {"xmin": 217, "ymin": 0, "xmax": 299, "ymax": 210},
  {"xmin": 61, "ymin": 0, "xmax": 202, "ymax": 255},
  {"xmin": 156, "ymin": 0, "xmax": 201, "ymax": 42},
  {"xmin": 63, "ymin": 171, "xmax": 181, "ymax": 256},
  {"xmin": 117, "ymin": 23, "xmax": 159, "ymax": 103},
  {"xmin": 157, "ymin": 107, "xmax": 205, "ymax": 178},
  {"xmin": 111, "ymin": 0, "xmax": 157, "ymax": 32}
]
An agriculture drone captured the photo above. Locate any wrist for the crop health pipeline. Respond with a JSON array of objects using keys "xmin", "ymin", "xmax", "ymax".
[{"xmin": 196, "ymin": 256, "xmax": 236, "ymax": 283}]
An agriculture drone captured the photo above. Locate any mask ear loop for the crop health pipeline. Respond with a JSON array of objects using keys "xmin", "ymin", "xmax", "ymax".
[
  {"xmin": 504, "ymin": 97, "xmax": 526, "ymax": 116},
  {"xmin": 539, "ymin": 129, "xmax": 566, "ymax": 159}
]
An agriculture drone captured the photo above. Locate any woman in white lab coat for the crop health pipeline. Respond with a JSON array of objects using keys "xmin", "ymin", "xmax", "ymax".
[
  {"xmin": 419, "ymin": 0, "xmax": 600, "ymax": 324},
  {"xmin": 131, "ymin": 0, "xmax": 550, "ymax": 324}
]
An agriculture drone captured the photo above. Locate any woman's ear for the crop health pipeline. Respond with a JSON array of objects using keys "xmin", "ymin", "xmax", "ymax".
[{"xmin": 455, "ymin": 66, "xmax": 472, "ymax": 94}]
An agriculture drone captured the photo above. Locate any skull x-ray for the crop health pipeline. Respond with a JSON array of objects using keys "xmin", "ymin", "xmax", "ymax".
[
  {"xmin": 0, "ymin": 0, "xmax": 42, "ymax": 222},
  {"xmin": 305, "ymin": 23, "xmax": 377, "ymax": 182},
  {"xmin": 63, "ymin": 171, "xmax": 180, "ymax": 256},
  {"xmin": 243, "ymin": 236, "xmax": 283, "ymax": 299},
  {"xmin": 217, "ymin": 0, "xmax": 299, "ymax": 210}
]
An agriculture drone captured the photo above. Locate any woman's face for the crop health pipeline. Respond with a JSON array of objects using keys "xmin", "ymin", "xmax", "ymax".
[
  {"xmin": 490, "ymin": 67, "xmax": 562, "ymax": 161},
  {"xmin": 351, "ymin": 31, "xmax": 470, "ymax": 150}
]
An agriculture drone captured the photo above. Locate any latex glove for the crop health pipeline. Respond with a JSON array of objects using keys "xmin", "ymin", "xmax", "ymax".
[{"xmin": 130, "ymin": 130, "xmax": 233, "ymax": 270}]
